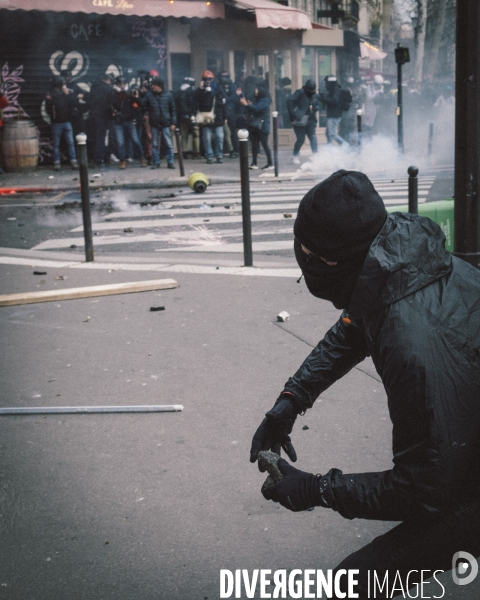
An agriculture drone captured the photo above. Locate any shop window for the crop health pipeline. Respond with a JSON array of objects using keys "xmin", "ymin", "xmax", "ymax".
[
  {"xmin": 207, "ymin": 50, "xmax": 224, "ymax": 77},
  {"xmin": 317, "ymin": 48, "xmax": 332, "ymax": 82},
  {"xmin": 253, "ymin": 52, "xmax": 269, "ymax": 85},
  {"xmin": 301, "ymin": 47, "xmax": 315, "ymax": 84},
  {"xmin": 233, "ymin": 50, "xmax": 246, "ymax": 85},
  {"xmin": 171, "ymin": 53, "xmax": 191, "ymax": 92},
  {"xmin": 274, "ymin": 49, "xmax": 292, "ymax": 128}
]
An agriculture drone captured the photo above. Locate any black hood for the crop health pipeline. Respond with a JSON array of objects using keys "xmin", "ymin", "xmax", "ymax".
[{"xmin": 349, "ymin": 212, "xmax": 453, "ymax": 318}]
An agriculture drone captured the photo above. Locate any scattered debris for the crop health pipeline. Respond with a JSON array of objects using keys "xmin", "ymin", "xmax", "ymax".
[
  {"xmin": 7, "ymin": 217, "xmax": 17, "ymax": 221},
  {"xmin": 302, "ymin": 425, "xmax": 309, "ymax": 430},
  {"xmin": 150, "ymin": 306, "xmax": 165, "ymax": 312},
  {"xmin": 284, "ymin": 213, "xmax": 292, "ymax": 218},
  {"xmin": 92, "ymin": 174, "xmax": 102, "ymax": 178},
  {"xmin": 48, "ymin": 176, "xmax": 54, "ymax": 179},
  {"xmin": 55, "ymin": 276, "xmax": 65, "ymax": 280},
  {"xmin": 123, "ymin": 227, "xmax": 134, "ymax": 233},
  {"xmin": 277, "ymin": 311, "xmax": 290, "ymax": 322},
  {"xmin": 84, "ymin": 316, "xmax": 91, "ymax": 322},
  {"xmin": 33, "ymin": 271, "xmax": 47, "ymax": 275},
  {"xmin": 70, "ymin": 244, "xmax": 77, "ymax": 248}
]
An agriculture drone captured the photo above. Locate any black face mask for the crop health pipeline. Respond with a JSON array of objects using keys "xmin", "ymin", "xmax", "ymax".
[{"xmin": 294, "ymin": 239, "xmax": 365, "ymax": 310}]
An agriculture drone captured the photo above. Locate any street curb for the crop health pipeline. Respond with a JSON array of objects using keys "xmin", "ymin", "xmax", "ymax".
[{"xmin": 0, "ymin": 176, "xmax": 242, "ymax": 197}]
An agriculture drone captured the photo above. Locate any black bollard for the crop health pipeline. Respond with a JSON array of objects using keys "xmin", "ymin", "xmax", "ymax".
[
  {"xmin": 76, "ymin": 133, "xmax": 94, "ymax": 262},
  {"xmin": 174, "ymin": 128, "xmax": 185, "ymax": 177},
  {"xmin": 238, "ymin": 129, "xmax": 253, "ymax": 267},
  {"xmin": 428, "ymin": 123, "xmax": 434, "ymax": 156},
  {"xmin": 356, "ymin": 109, "xmax": 363, "ymax": 151},
  {"xmin": 408, "ymin": 165, "xmax": 419, "ymax": 214},
  {"xmin": 272, "ymin": 110, "xmax": 279, "ymax": 177}
]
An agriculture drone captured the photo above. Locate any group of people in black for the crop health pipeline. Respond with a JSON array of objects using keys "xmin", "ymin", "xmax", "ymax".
[{"xmin": 45, "ymin": 68, "xmax": 277, "ymax": 172}]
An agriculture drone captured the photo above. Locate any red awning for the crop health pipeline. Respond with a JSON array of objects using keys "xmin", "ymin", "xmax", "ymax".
[
  {"xmin": 1, "ymin": 0, "xmax": 225, "ymax": 19},
  {"xmin": 232, "ymin": 0, "xmax": 311, "ymax": 29}
]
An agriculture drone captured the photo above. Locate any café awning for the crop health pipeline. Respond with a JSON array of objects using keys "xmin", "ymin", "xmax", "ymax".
[
  {"xmin": 0, "ymin": 0, "xmax": 225, "ymax": 19},
  {"xmin": 231, "ymin": 0, "xmax": 311, "ymax": 29},
  {"xmin": 360, "ymin": 40, "xmax": 387, "ymax": 60}
]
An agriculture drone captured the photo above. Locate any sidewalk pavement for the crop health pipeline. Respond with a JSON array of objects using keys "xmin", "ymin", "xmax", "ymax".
[
  {"xmin": 0, "ymin": 259, "xmax": 471, "ymax": 599},
  {"xmin": 0, "ymin": 149, "xmax": 305, "ymax": 195}
]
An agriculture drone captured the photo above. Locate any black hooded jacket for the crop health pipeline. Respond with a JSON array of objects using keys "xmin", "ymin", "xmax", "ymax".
[
  {"xmin": 285, "ymin": 212, "xmax": 480, "ymax": 521},
  {"xmin": 287, "ymin": 86, "xmax": 320, "ymax": 124}
]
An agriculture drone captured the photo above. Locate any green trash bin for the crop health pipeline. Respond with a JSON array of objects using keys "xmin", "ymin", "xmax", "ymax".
[{"xmin": 387, "ymin": 198, "xmax": 454, "ymax": 252}]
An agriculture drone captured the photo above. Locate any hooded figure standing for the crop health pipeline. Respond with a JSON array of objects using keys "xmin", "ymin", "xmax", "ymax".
[
  {"xmin": 320, "ymin": 75, "xmax": 351, "ymax": 146},
  {"xmin": 286, "ymin": 79, "xmax": 320, "ymax": 164},
  {"xmin": 250, "ymin": 170, "xmax": 480, "ymax": 597}
]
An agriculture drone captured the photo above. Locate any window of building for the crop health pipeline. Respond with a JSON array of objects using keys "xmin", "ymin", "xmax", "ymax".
[{"xmin": 206, "ymin": 50, "xmax": 224, "ymax": 76}]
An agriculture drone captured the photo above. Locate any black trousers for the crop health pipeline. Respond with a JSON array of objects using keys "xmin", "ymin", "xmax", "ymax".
[
  {"xmin": 250, "ymin": 128, "xmax": 272, "ymax": 166},
  {"xmin": 332, "ymin": 495, "xmax": 480, "ymax": 599},
  {"xmin": 293, "ymin": 120, "xmax": 318, "ymax": 155}
]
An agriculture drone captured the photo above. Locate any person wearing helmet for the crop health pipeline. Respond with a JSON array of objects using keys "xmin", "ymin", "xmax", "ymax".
[
  {"xmin": 318, "ymin": 75, "xmax": 350, "ymax": 147},
  {"xmin": 250, "ymin": 169, "xmax": 480, "ymax": 597},
  {"xmin": 45, "ymin": 76, "xmax": 79, "ymax": 170},
  {"xmin": 192, "ymin": 70, "xmax": 226, "ymax": 164},
  {"xmin": 286, "ymin": 79, "xmax": 320, "ymax": 164}
]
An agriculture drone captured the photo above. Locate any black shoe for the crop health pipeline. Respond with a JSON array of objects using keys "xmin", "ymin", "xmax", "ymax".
[
  {"xmin": 151, "ymin": 164, "xmax": 160, "ymax": 169},
  {"xmin": 216, "ymin": 157, "xmax": 223, "ymax": 164},
  {"xmin": 167, "ymin": 163, "xmax": 175, "ymax": 169},
  {"xmin": 206, "ymin": 158, "xmax": 214, "ymax": 164},
  {"xmin": 249, "ymin": 164, "xmax": 258, "ymax": 170},
  {"xmin": 229, "ymin": 151, "xmax": 238, "ymax": 159}
]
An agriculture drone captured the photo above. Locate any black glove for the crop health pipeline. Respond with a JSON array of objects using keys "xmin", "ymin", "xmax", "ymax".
[
  {"xmin": 262, "ymin": 458, "xmax": 323, "ymax": 512},
  {"xmin": 250, "ymin": 395, "xmax": 300, "ymax": 470}
]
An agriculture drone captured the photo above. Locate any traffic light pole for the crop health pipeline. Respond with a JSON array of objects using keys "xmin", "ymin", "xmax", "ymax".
[
  {"xmin": 454, "ymin": 0, "xmax": 480, "ymax": 267},
  {"xmin": 397, "ymin": 59, "xmax": 404, "ymax": 154},
  {"xmin": 395, "ymin": 44, "xmax": 409, "ymax": 154}
]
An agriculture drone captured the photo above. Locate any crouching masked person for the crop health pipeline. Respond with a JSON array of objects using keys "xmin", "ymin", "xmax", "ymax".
[{"xmin": 250, "ymin": 169, "xmax": 480, "ymax": 598}]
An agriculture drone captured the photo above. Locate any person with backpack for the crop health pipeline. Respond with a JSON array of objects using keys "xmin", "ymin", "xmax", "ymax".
[
  {"xmin": 45, "ymin": 76, "xmax": 79, "ymax": 170},
  {"xmin": 319, "ymin": 75, "xmax": 352, "ymax": 147},
  {"xmin": 192, "ymin": 70, "xmax": 225, "ymax": 164},
  {"xmin": 286, "ymin": 79, "xmax": 321, "ymax": 164}
]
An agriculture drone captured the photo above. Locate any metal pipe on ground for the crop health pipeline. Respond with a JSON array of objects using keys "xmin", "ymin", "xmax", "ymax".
[{"xmin": 0, "ymin": 405, "xmax": 184, "ymax": 415}]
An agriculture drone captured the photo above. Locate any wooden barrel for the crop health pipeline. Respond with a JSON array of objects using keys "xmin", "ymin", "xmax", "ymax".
[{"xmin": 1, "ymin": 120, "xmax": 39, "ymax": 172}]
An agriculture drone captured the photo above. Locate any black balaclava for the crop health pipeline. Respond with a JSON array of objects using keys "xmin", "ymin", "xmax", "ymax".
[
  {"xmin": 303, "ymin": 79, "xmax": 316, "ymax": 97},
  {"xmin": 294, "ymin": 170, "xmax": 387, "ymax": 309}
]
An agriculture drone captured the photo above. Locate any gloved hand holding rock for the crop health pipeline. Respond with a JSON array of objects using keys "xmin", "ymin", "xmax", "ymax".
[
  {"xmin": 261, "ymin": 457, "xmax": 326, "ymax": 512},
  {"xmin": 250, "ymin": 393, "xmax": 301, "ymax": 469}
]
